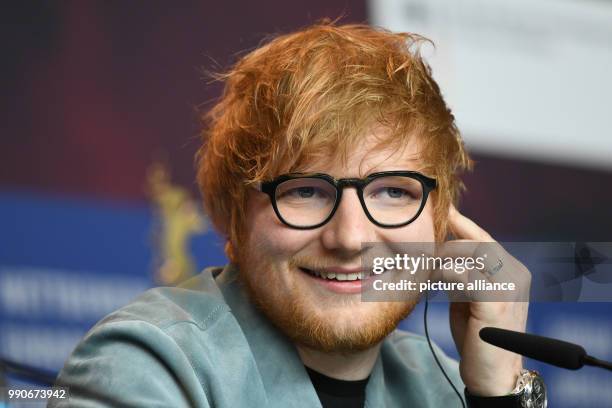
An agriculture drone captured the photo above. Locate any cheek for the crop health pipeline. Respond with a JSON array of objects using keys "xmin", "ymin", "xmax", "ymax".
[
  {"xmin": 387, "ymin": 201, "xmax": 435, "ymax": 241},
  {"xmin": 245, "ymin": 195, "xmax": 318, "ymax": 258},
  {"xmin": 419, "ymin": 204, "xmax": 436, "ymax": 237}
]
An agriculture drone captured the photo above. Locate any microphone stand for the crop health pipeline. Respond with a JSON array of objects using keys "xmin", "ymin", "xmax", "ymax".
[
  {"xmin": 0, "ymin": 361, "xmax": 6, "ymax": 404},
  {"xmin": 583, "ymin": 355, "xmax": 612, "ymax": 372},
  {"xmin": 0, "ymin": 358, "xmax": 57, "ymax": 386}
]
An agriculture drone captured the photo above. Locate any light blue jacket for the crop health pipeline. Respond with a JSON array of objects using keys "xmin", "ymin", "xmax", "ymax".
[{"xmin": 50, "ymin": 264, "xmax": 465, "ymax": 407}]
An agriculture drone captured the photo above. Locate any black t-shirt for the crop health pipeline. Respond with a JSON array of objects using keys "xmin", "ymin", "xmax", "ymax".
[{"xmin": 305, "ymin": 365, "xmax": 370, "ymax": 408}]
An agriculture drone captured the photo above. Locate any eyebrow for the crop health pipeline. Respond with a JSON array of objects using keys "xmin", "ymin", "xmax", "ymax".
[
  {"xmin": 289, "ymin": 169, "xmax": 428, "ymax": 180},
  {"xmin": 292, "ymin": 160, "xmax": 426, "ymax": 177},
  {"xmin": 360, "ymin": 164, "xmax": 426, "ymax": 176}
]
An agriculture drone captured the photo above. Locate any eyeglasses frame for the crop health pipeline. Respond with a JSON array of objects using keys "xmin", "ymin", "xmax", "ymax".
[{"xmin": 255, "ymin": 170, "xmax": 437, "ymax": 230}]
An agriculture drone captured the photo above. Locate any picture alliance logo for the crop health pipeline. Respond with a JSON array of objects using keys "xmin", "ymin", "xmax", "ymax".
[{"xmin": 371, "ymin": 253, "xmax": 487, "ymax": 275}]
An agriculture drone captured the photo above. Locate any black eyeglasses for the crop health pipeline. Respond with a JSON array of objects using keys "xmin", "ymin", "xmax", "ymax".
[{"xmin": 255, "ymin": 171, "xmax": 436, "ymax": 229}]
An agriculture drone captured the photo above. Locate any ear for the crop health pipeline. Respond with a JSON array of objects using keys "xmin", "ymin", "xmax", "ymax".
[{"xmin": 225, "ymin": 240, "xmax": 239, "ymax": 264}]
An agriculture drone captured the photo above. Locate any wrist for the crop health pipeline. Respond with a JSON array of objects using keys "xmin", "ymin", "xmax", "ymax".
[
  {"xmin": 463, "ymin": 364, "xmax": 523, "ymax": 397},
  {"xmin": 465, "ymin": 369, "xmax": 547, "ymax": 408},
  {"xmin": 465, "ymin": 376, "xmax": 517, "ymax": 397}
]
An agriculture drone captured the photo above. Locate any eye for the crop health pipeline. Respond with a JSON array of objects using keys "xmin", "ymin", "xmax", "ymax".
[
  {"xmin": 276, "ymin": 178, "xmax": 336, "ymax": 204},
  {"xmin": 365, "ymin": 176, "xmax": 423, "ymax": 206},
  {"xmin": 371, "ymin": 186, "xmax": 414, "ymax": 200},
  {"xmin": 383, "ymin": 187, "xmax": 408, "ymax": 199},
  {"xmin": 285, "ymin": 186, "xmax": 317, "ymax": 199}
]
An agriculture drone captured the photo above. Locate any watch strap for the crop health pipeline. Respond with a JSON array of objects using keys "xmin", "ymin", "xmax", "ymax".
[{"xmin": 464, "ymin": 387, "xmax": 523, "ymax": 408}]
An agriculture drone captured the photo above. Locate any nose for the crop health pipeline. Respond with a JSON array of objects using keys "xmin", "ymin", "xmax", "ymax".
[{"xmin": 320, "ymin": 188, "xmax": 376, "ymax": 256}]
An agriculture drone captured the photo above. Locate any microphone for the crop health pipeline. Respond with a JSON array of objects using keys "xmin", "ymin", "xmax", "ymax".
[{"xmin": 479, "ymin": 327, "xmax": 612, "ymax": 372}]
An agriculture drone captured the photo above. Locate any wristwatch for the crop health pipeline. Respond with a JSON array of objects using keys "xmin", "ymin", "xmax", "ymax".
[{"xmin": 465, "ymin": 369, "xmax": 547, "ymax": 408}]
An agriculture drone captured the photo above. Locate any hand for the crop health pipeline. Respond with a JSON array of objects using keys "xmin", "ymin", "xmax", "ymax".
[{"xmin": 439, "ymin": 205, "xmax": 531, "ymax": 396}]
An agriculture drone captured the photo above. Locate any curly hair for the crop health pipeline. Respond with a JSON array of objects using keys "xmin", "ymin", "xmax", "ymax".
[{"xmin": 196, "ymin": 21, "xmax": 473, "ymax": 263}]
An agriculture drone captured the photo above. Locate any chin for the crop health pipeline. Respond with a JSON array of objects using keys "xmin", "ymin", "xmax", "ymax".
[
  {"xmin": 237, "ymin": 248, "xmax": 419, "ymax": 353},
  {"xmin": 299, "ymin": 300, "xmax": 417, "ymax": 353},
  {"xmin": 242, "ymin": 269, "xmax": 417, "ymax": 352}
]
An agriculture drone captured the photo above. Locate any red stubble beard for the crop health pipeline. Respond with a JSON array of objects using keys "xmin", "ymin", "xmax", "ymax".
[{"xmin": 236, "ymin": 243, "xmax": 418, "ymax": 353}]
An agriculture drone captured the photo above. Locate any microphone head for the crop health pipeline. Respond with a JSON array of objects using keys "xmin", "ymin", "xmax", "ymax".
[{"xmin": 480, "ymin": 327, "xmax": 586, "ymax": 370}]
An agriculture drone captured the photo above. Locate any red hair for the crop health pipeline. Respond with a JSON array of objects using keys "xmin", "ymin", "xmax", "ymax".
[{"xmin": 196, "ymin": 21, "xmax": 472, "ymax": 263}]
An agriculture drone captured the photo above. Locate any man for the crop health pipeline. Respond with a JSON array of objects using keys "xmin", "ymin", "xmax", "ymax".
[{"xmin": 51, "ymin": 22, "xmax": 539, "ymax": 407}]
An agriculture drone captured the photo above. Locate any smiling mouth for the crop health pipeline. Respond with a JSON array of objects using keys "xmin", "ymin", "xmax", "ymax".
[{"xmin": 299, "ymin": 267, "xmax": 366, "ymax": 281}]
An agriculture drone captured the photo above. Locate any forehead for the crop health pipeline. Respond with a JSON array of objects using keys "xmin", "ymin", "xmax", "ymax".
[{"xmin": 295, "ymin": 126, "xmax": 425, "ymax": 177}]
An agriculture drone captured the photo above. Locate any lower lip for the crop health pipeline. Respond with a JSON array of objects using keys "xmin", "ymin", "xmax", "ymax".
[{"xmin": 299, "ymin": 268, "xmax": 368, "ymax": 294}]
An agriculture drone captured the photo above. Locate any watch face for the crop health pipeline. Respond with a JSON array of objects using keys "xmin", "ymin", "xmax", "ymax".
[{"xmin": 522, "ymin": 376, "xmax": 547, "ymax": 408}]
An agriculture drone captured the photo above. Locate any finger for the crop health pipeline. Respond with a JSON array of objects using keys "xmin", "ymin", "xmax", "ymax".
[
  {"xmin": 448, "ymin": 204, "xmax": 495, "ymax": 242},
  {"xmin": 436, "ymin": 240, "xmax": 511, "ymax": 284},
  {"xmin": 431, "ymin": 241, "xmax": 525, "ymax": 302}
]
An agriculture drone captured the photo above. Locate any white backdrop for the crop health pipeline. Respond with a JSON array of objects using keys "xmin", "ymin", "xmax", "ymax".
[{"xmin": 369, "ymin": 0, "xmax": 612, "ymax": 170}]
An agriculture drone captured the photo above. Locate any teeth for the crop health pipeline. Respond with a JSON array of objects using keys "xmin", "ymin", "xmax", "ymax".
[{"xmin": 301, "ymin": 267, "xmax": 366, "ymax": 281}]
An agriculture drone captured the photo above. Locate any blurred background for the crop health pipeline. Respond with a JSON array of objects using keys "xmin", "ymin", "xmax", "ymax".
[{"xmin": 1, "ymin": 1, "xmax": 611, "ymax": 407}]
